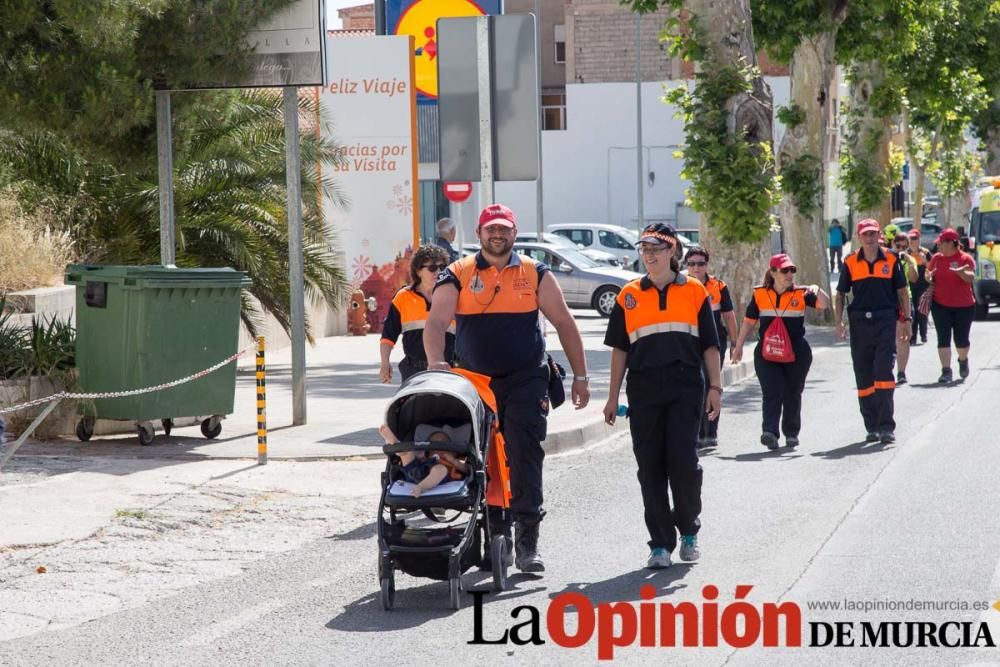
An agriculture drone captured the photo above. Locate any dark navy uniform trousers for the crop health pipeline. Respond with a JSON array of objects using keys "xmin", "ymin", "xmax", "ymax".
[
  {"xmin": 625, "ymin": 364, "xmax": 703, "ymax": 552},
  {"xmin": 848, "ymin": 311, "xmax": 897, "ymax": 434}
]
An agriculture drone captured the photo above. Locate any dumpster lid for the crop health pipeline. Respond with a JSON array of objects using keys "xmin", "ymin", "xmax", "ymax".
[{"xmin": 66, "ymin": 265, "xmax": 251, "ymax": 287}]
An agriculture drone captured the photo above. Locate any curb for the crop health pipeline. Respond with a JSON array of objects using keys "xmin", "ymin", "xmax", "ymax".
[{"xmin": 6, "ymin": 359, "xmax": 760, "ymax": 464}]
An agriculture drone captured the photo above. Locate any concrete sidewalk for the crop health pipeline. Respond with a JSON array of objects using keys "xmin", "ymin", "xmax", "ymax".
[{"xmin": 11, "ymin": 312, "xmax": 755, "ymax": 461}]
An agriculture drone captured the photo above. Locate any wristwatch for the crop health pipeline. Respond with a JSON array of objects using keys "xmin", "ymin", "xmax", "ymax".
[
  {"xmin": 900, "ymin": 316, "xmax": 912, "ymax": 322},
  {"xmin": 573, "ymin": 375, "xmax": 590, "ymax": 382},
  {"xmin": 708, "ymin": 385, "xmax": 724, "ymax": 394}
]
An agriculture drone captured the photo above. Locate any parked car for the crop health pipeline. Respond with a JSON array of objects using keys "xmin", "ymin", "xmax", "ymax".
[
  {"xmin": 514, "ymin": 232, "xmax": 621, "ymax": 267},
  {"xmin": 512, "ymin": 242, "xmax": 641, "ymax": 317},
  {"xmin": 549, "ymin": 223, "xmax": 694, "ymax": 271},
  {"xmin": 889, "ymin": 217, "xmax": 942, "ymax": 251}
]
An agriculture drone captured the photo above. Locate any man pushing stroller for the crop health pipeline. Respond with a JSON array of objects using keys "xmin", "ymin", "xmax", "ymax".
[{"xmin": 424, "ymin": 204, "xmax": 590, "ymax": 574}]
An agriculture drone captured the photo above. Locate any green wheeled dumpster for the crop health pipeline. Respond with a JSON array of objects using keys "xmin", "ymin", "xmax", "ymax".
[{"xmin": 65, "ymin": 265, "xmax": 251, "ymax": 446}]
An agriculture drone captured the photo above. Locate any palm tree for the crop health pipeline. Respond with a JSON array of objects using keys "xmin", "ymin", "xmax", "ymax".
[{"xmin": 0, "ymin": 89, "xmax": 349, "ymax": 339}]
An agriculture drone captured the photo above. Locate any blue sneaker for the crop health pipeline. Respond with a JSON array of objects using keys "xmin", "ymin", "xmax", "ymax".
[
  {"xmin": 679, "ymin": 535, "xmax": 700, "ymax": 562},
  {"xmin": 646, "ymin": 547, "xmax": 671, "ymax": 569}
]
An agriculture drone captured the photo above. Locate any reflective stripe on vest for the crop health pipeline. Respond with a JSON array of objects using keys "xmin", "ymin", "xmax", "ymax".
[
  {"xmin": 755, "ymin": 309, "xmax": 805, "ymax": 318},
  {"xmin": 628, "ymin": 321, "xmax": 700, "ymax": 343},
  {"xmin": 401, "ymin": 319, "xmax": 455, "ymax": 334}
]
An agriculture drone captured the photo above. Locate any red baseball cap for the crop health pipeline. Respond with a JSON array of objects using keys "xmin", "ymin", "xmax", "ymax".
[
  {"xmin": 907, "ymin": 229, "xmax": 920, "ymax": 239},
  {"xmin": 857, "ymin": 218, "xmax": 880, "ymax": 235},
  {"xmin": 478, "ymin": 203, "xmax": 516, "ymax": 229},
  {"xmin": 769, "ymin": 253, "xmax": 796, "ymax": 270},
  {"xmin": 937, "ymin": 228, "xmax": 960, "ymax": 244}
]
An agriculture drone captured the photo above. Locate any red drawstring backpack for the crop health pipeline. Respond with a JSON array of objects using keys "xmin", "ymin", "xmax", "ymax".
[{"xmin": 760, "ymin": 291, "xmax": 796, "ymax": 363}]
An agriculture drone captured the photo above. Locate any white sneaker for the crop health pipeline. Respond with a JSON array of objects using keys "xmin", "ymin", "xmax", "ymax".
[
  {"xmin": 679, "ymin": 535, "xmax": 701, "ymax": 562},
  {"xmin": 646, "ymin": 547, "xmax": 671, "ymax": 569}
]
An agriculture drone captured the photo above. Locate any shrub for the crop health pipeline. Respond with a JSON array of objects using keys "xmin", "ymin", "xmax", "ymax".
[
  {"xmin": 0, "ymin": 192, "xmax": 75, "ymax": 292},
  {"xmin": 0, "ymin": 297, "xmax": 75, "ymax": 380}
]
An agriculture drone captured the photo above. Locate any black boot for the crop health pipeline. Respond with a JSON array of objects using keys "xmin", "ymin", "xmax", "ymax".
[{"xmin": 514, "ymin": 515, "xmax": 545, "ymax": 573}]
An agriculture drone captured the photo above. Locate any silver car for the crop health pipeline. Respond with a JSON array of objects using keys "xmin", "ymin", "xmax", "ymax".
[
  {"xmin": 514, "ymin": 232, "xmax": 622, "ymax": 267},
  {"xmin": 889, "ymin": 217, "xmax": 942, "ymax": 251},
  {"xmin": 512, "ymin": 242, "xmax": 642, "ymax": 317}
]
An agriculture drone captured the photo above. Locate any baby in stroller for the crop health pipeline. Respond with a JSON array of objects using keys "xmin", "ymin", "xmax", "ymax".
[{"xmin": 380, "ymin": 422, "xmax": 470, "ymax": 497}]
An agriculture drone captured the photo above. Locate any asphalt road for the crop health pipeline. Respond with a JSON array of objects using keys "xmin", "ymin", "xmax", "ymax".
[{"xmin": 3, "ymin": 313, "xmax": 1000, "ymax": 666}]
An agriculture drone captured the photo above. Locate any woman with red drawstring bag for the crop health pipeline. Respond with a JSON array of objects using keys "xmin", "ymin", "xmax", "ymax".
[{"xmin": 731, "ymin": 254, "xmax": 831, "ymax": 450}]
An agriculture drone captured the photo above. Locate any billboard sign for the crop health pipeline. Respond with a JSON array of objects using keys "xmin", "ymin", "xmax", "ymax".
[
  {"xmin": 169, "ymin": 0, "xmax": 325, "ymax": 89},
  {"xmin": 386, "ymin": 0, "xmax": 501, "ymax": 104},
  {"xmin": 322, "ymin": 35, "xmax": 419, "ymax": 333}
]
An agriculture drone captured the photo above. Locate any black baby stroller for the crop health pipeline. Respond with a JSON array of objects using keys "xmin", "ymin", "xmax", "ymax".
[{"xmin": 377, "ymin": 369, "xmax": 512, "ymax": 610}]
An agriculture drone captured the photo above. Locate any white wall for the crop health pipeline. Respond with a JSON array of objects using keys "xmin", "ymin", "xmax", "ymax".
[{"xmin": 479, "ymin": 77, "xmax": 792, "ymax": 237}]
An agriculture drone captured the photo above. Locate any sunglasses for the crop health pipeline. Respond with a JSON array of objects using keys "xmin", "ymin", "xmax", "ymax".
[
  {"xmin": 685, "ymin": 260, "xmax": 707, "ymax": 267},
  {"xmin": 776, "ymin": 267, "xmax": 797, "ymax": 275},
  {"xmin": 421, "ymin": 263, "xmax": 446, "ymax": 272},
  {"xmin": 639, "ymin": 242, "xmax": 674, "ymax": 255}
]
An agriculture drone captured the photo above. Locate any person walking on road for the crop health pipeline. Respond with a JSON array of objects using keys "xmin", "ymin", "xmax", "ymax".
[
  {"xmin": 731, "ymin": 254, "xmax": 830, "ymax": 449},
  {"xmin": 425, "ymin": 203, "xmax": 590, "ymax": 574},
  {"xmin": 890, "ymin": 234, "xmax": 918, "ymax": 385},
  {"xmin": 905, "ymin": 229, "xmax": 932, "ymax": 344},
  {"xmin": 380, "ymin": 245, "xmax": 455, "ymax": 384},
  {"xmin": 926, "ymin": 228, "xmax": 976, "ymax": 383},
  {"xmin": 834, "ymin": 219, "xmax": 911, "ymax": 444},
  {"xmin": 602, "ymin": 223, "xmax": 722, "ymax": 570},
  {"xmin": 433, "ymin": 217, "xmax": 460, "ymax": 263},
  {"xmin": 828, "ymin": 219, "xmax": 848, "ymax": 272},
  {"xmin": 683, "ymin": 247, "xmax": 737, "ymax": 448}
]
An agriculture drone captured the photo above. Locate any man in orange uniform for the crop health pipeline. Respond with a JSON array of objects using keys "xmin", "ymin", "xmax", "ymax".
[
  {"xmin": 835, "ymin": 219, "xmax": 911, "ymax": 444},
  {"xmin": 425, "ymin": 204, "xmax": 590, "ymax": 574}
]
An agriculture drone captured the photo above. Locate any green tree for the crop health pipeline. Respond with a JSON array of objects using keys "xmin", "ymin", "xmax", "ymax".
[
  {"xmin": 1, "ymin": 91, "xmax": 349, "ymax": 338},
  {"xmin": 901, "ymin": 0, "xmax": 993, "ymax": 227},
  {"xmin": 752, "ymin": 0, "xmax": 848, "ymax": 301},
  {"xmin": 0, "ymin": 1, "xmax": 351, "ymax": 338},
  {"xmin": 628, "ymin": 0, "xmax": 779, "ymax": 319},
  {"xmin": 0, "ymin": 0, "xmax": 298, "ymax": 163}
]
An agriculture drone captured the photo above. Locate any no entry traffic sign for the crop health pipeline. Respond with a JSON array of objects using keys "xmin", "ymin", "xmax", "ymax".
[{"xmin": 443, "ymin": 181, "xmax": 473, "ymax": 203}]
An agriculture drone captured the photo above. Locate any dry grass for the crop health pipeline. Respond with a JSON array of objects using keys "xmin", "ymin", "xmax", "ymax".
[{"xmin": 0, "ymin": 193, "xmax": 75, "ymax": 292}]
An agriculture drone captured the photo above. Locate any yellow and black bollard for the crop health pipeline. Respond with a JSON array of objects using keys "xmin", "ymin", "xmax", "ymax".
[{"xmin": 256, "ymin": 336, "xmax": 268, "ymax": 465}]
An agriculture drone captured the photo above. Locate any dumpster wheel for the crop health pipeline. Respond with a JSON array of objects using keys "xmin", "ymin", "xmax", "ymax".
[
  {"xmin": 76, "ymin": 417, "xmax": 95, "ymax": 442},
  {"xmin": 137, "ymin": 422, "xmax": 155, "ymax": 446},
  {"xmin": 201, "ymin": 417, "xmax": 222, "ymax": 439}
]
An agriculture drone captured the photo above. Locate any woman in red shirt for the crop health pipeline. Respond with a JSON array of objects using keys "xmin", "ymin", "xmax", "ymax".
[{"xmin": 926, "ymin": 228, "xmax": 976, "ymax": 383}]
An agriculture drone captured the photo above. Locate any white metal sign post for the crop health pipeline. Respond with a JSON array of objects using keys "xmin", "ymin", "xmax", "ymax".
[{"xmin": 444, "ymin": 181, "xmax": 474, "ymax": 253}]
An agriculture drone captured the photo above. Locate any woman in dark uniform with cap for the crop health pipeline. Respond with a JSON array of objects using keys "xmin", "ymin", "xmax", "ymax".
[{"xmin": 603, "ymin": 222, "xmax": 722, "ymax": 570}]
